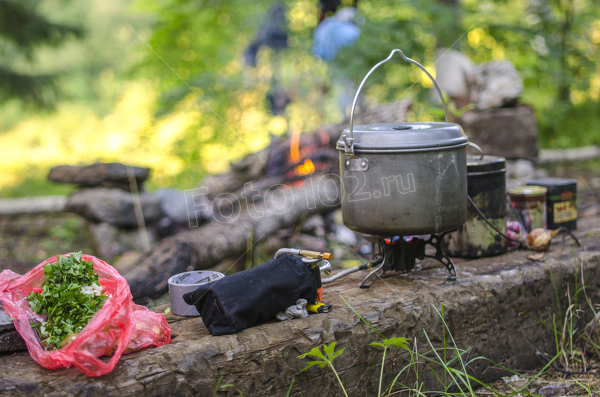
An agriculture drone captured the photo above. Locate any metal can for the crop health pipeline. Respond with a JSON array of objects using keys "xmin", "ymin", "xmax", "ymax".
[
  {"xmin": 168, "ymin": 270, "xmax": 224, "ymax": 316},
  {"xmin": 509, "ymin": 186, "xmax": 547, "ymax": 232},
  {"xmin": 443, "ymin": 156, "xmax": 507, "ymax": 258},
  {"xmin": 527, "ymin": 177, "xmax": 577, "ymax": 230}
]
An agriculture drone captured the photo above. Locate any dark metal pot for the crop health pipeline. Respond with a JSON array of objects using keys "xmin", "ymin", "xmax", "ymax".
[
  {"xmin": 443, "ymin": 156, "xmax": 507, "ymax": 257},
  {"xmin": 336, "ymin": 50, "xmax": 473, "ymax": 236}
]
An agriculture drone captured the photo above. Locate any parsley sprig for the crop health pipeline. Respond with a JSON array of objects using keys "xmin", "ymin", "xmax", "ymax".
[{"xmin": 27, "ymin": 252, "xmax": 108, "ymax": 349}]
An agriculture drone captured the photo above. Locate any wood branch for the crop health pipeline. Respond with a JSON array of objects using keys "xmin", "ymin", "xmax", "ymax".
[
  {"xmin": 124, "ymin": 174, "xmax": 341, "ymax": 300},
  {"xmin": 202, "ymin": 99, "xmax": 412, "ymax": 198}
]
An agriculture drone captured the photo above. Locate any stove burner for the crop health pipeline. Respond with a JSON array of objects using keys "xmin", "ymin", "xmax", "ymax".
[{"xmin": 359, "ymin": 232, "xmax": 457, "ymax": 288}]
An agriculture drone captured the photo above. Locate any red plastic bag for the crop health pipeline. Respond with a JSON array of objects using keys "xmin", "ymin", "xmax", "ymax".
[{"xmin": 0, "ymin": 253, "xmax": 171, "ymax": 377}]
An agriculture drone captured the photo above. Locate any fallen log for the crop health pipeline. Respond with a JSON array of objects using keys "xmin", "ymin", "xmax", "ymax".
[
  {"xmin": 3, "ymin": 221, "xmax": 599, "ymax": 396},
  {"xmin": 124, "ymin": 174, "xmax": 341, "ymax": 300},
  {"xmin": 0, "ymin": 196, "xmax": 67, "ymax": 216}
]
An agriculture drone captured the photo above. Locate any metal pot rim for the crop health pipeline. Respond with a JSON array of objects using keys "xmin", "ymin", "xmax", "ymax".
[
  {"xmin": 336, "ymin": 140, "xmax": 468, "ymax": 154},
  {"xmin": 337, "ymin": 122, "xmax": 468, "ymax": 152}
]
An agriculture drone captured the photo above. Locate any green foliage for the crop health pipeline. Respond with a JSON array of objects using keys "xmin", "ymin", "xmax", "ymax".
[
  {"xmin": 0, "ymin": 0, "xmax": 83, "ymax": 107},
  {"xmin": 0, "ymin": 166, "xmax": 73, "ymax": 198},
  {"xmin": 298, "ymin": 341, "xmax": 348, "ymax": 396},
  {"xmin": 298, "ymin": 341, "xmax": 346, "ymax": 372},
  {"xmin": 27, "ymin": 252, "xmax": 108, "ymax": 349},
  {"xmin": 538, "ymin": 101, "xmax": 600, "ymax": 148},
  {"xmin": 370, "ymin": 337, "xmax": 410, "ymax": 350}
]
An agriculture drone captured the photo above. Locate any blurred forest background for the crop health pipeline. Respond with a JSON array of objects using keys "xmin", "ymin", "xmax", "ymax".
[{"xmin": 0, "ymin": 0, "xmax": 599, "ymax": 198}]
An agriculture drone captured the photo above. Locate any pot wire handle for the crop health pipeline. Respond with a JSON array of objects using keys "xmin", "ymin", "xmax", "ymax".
[
  {"xmin": 468, "ymin": 142, "xmax": 484, "ymax": 160},
  {"xmin": 348, "ymin": 49, "xmax": 448, "ymax": 143}
]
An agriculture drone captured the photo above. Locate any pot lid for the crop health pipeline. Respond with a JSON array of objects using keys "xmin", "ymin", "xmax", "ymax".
[
  {"xmin": 336, "ymin": 122, "xmax": 468, "ymax": 153},
  {"xmin": 467, "ymin": 155, "xmax": 506, "ymax": 174}
]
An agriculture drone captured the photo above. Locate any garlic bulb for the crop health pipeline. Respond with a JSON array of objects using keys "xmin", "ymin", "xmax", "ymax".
[
  {"xmin": 524, "ymin": 227, "xmax": 580, "ymax": 251},
  {"xmin": 526, "ymin": 228, "xmax": 553, "ymax": 251}
]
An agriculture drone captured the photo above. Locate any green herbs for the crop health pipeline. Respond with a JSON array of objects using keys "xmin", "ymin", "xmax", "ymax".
[{"xmin": 27, "ymin": 252, "xmax": 108, "ymax": 349}]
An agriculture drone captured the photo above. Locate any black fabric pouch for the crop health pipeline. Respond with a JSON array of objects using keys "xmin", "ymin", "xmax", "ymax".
[{"xmin": 182, "ymin": 255, "xmax": 317, "ymax": 336}]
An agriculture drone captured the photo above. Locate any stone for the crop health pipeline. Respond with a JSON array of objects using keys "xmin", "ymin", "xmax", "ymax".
[
  {"xmin": 433, "ymin": 48, "xmax": 474, "ymax": 106},
  {"xmin": 538, "ymin": 385, "xmax": 566, "ymax": 396},
  {"xmin": 335, "ymin": 224, "xmax": 358, "ymax": 246},
  {"xmin": 65, "ymin": 188, "xmax": 164, "ymax": 227},
  {"xmin": 86, "ymin": 221, "xmax": 157, "ymax": 259},
  {"xmin": 458, "ymin": 105, "xmax": 538, "ymax": 160},
  {"xmin": 155, "ymin": 188, "xmax": 212, "ymax": 225},
  {"xmin": 506, "ymin": 159, "xmax": 536, "ymax": 180},
  {"xmin": 0, "ymin": 303, "xmax": 26, "ymax": 352},
  {"xmin": 468, "ymin": 60, "xmax": 523, "ymax": 110},
  {"xmin": 539, "ymin": 145, "xmax": 600, "ymax": 164},
  {"xmin": 48, "ymin": 163, "xmax": 150, "ymax": 190},
  {"xmin": 302, "ymin": 215, "xmax": 326, "ymax": 238}
]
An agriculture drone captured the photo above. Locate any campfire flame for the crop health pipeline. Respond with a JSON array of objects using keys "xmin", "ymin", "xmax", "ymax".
[
  {"xmin": 289, "ymin": 129, "xmax": 316, "ymax": 177},
  {"xmin": 290, "ymin": 129, "xmax": 301, "ymax": 164},
  {"xmin": 295, "ymin": 159, "xmax": 315, "ymax": 176}
]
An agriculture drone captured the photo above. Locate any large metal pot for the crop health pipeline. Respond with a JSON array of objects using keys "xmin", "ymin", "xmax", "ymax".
[{"xmin": 336, "ymin": 50, "xmax": 472, "ymax": 236}]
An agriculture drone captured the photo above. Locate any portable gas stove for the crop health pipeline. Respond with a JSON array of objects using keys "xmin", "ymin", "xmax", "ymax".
[{"xmin": 358, "ymin": 233, "xmax": 457, "ymax": 288}]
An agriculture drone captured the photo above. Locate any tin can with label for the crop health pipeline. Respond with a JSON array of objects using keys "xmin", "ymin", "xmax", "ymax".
[
  {"xmin": 509, "ymin": 186, "xmax": 547, "ymax": 232},
  {"xmin": 527, "ymin": 178, "xmax": 577, "ymax": 230}
]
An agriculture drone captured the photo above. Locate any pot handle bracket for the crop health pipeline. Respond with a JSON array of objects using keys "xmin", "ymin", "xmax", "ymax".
[{"xmin": 343, "ymin": 49, "xmax": 449, "ymax": 158}]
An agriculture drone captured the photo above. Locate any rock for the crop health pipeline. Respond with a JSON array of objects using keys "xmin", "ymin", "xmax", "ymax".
[
  {"xmin": 48, "ymin": 163, "xmax": 150, "ymax": 190},
  {"xmin": 458, "ymin": 106, "xmax": 538, "ymax": 160},
  {"xmin": 334, "ymin": 224, "xmax": 358, "ymax": 246},
  {"xmin": 538, "ymin": 385, "xmax": 566, "ymax": 396},
  {"xmin": 433, "ymin": 48, "xmax": 474, "ymax": 106},
  {"xmin": 156, "ymin": 217, "xmax": 190, "ymax": 240},
  {"xmin": 65, "ymin": 188, "xmax": 164, "ymax": 227},
  {"xmin": 539, "ymin": 145, "xmax": 600, "ymax": 164},
  {"xmin": 0, "ymin": 303, "xmax": 26, "ymax": 352},
  {"xmin": 86, "ymin": 221, "xmax": 158, "ymax": 259},
  {"xmin": 155, "ymin": 188, "xmax": 212, "ymax": 225},
  {"xmin": 468, "ymin": 60, "xmax": 523, "ymax": 110},
  {"xmin": 506, "ymin": 159, "xmax": 536, "ymax": 180},
  {"xmin": 302, "ymin": 215, "xmax": 326, "ymax": 238}
]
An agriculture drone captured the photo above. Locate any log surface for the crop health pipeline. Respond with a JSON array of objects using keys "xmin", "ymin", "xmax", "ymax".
[{"xmin": 1, "ymin": 217, "xmax": 600, "ymax": 396}]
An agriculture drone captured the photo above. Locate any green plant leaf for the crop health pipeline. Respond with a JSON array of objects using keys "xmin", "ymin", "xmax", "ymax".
[
  {"xmin": 329, "ymin": 347, "xmax": 345, "ymax": 362},
  {"xmin": 211, "ymin": 376, "xmax": 223, "ymax": 397},
  {"xmin": 384, "ymin": 337, "xmax": 410, "ymax": 349},
  {"xmin": 285, "ymin": 377, "xmax": 295, "ymax": 397},
  {"xmin": 300, "ymin": 360, "xmax": 327, "ymax": 372},
  {"xmin": 25, "ymin": 252, "xmax": 108, "ymax": 349},
  {"xmin": 369, "ymin": 342, "xmax": 384, "ymax": 348},
  {"xmin": 323, "ymin": 342, "xmax": 337, "ymax": 360},
  {"xmin": 298, "ymin": 346, "xmax": 327, "ymax": 361}
]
